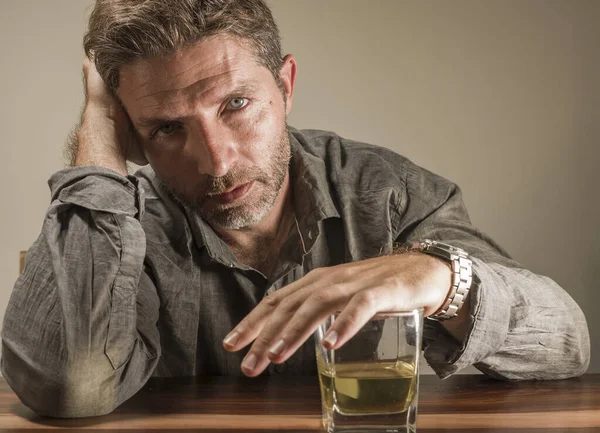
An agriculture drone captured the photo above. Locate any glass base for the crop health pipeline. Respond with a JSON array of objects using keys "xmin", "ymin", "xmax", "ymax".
[
  {"xmin": 324, "ymin": 424, "xmax": 416, "ymax": 433},
  {"xmin": 322, "ymin": 406, "xmax": 417, "ymax": 433}
]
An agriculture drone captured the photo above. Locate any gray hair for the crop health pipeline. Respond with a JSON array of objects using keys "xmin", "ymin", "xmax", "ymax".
[{"xmin": 84, "ymin": 0, "xmax": 284, "ymax": 94}]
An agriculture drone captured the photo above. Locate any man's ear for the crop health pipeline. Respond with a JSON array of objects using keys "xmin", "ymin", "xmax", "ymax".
[{"xmin": 279, "ymin": 54, "xmax": 297, "ymax": 116}]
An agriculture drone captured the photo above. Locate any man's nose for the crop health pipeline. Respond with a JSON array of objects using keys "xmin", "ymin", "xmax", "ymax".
[{"xmin": 190, "ymin": 121, "xmax": 238, "ymax": 177}]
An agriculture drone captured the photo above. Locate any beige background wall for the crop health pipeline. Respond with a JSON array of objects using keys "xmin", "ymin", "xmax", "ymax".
[{"xmin": 0, "ymin": 0, "xmax": 597, "ymax": 374}]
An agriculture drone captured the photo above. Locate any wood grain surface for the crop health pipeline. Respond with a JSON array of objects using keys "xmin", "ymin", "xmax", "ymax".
[{"xmin": 0, "ymin": 374, "xmax": 597, "ymax": 432}]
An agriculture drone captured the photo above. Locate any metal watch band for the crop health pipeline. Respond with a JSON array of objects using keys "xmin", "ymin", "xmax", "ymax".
[{"xmin": 416, "ymin": 239, "xmax": 473, "ymax": 321}]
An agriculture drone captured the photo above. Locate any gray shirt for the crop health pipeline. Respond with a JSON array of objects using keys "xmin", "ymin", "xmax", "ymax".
[{"xmin": 1, "ymin": 129, "xmax": 590, "ymax": 418}]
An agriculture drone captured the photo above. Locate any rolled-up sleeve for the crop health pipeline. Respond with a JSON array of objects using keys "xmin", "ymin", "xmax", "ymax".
[
  {"xmin": 397, "ymin": 161, "xmax": 590, "ymax": 380},
  {"xmin": 1, "ymin": 166, "xmax": 161, "ymax": 417}
]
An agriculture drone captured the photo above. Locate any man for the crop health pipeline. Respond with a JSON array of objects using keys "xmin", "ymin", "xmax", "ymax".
[{"xmin": 1, "ymin": 0, "xmax": 589, "ymax": 419}]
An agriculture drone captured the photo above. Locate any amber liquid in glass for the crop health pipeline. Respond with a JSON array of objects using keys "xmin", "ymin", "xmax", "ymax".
[{"xmin": 318, "ymin": 360, "xmax": 416, "ymax": 416}]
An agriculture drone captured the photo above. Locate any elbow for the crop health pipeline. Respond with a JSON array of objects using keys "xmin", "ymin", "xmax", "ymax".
[
  {"xmin": 562, "ymin": 329, "xmax": 591, "ymax": 379},
  {"xmin": 537, "ymin": 337, "xmax": 590, "ymax": 380},
  {"xmin": 535, "ymin": 324, "xmax": 591, "ymax": 380},
  {"xmin": 478, "ymin": 333, "xmax": 591, "ymax": 382},
  {"xmin": 550, "ymin": 286, "xmax": 591, "ymax": 379},
  {"xmin": 494, "ymin": 306, "xmax": 591, "ymax": 381},
  {"xmin": 5, "ymin": 372, "xmax": 121, "ymax": 418},
  {"xmin": 2, "ymin": 348, "xmax": 120, "ymax": 418},
  {"xmin": 41, "ymin": 378, "xmax": 120, "ymax": 418},
  {"xmin": 550, "ymin": 308, "xmax": 592, "ymax": 379},
  {"xmin": 570, "ymin": 351, "xmax": 590, "ymax": 378},
  {"xmin": 2, "ymin": 335, "xmax": 158, "ymax": 418},
  {"xmin": 30, "ymin": 381, "xmax": 119, "ymax": 418}
]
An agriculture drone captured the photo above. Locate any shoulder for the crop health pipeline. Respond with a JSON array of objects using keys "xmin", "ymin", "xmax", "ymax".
[{"xmin": 291, "ymin": 128, "xmax": 411, "ymax": 193}]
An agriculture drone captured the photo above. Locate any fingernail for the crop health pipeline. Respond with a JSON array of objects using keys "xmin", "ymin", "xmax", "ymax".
[
  {"xmin": 223, "ymin": 331, "xmax": 240, "ymax": 347},
  {"xmin": 322, "ymin": 330, "xmax": 338, "ymax": 348},
  {"xmin": 242, "ymin": 353, "xmax": 257, "ymax": 371},
  {"xmin": 269, "ymin": 339, "xmax": 286, "ymax": 356}
]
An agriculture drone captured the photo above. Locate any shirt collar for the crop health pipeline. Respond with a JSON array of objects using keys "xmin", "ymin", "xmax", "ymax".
[
  {"xmin": 287, "ymin": 128, "xmax": 340, "ymax": 243},
  {"xmin": 186, "ymin": 128, "xmax": 341, "ymax": 261}
]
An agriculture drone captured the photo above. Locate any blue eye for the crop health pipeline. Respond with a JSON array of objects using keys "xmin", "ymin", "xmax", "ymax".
[{"xmin": 228, "ymin": 97, "xmax": 248, "ymax": 110}]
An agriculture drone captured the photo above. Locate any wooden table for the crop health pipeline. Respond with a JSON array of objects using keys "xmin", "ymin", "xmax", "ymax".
[{"xmin": 0, "ymin": 374, "xmax": 598, "ymax": 432}]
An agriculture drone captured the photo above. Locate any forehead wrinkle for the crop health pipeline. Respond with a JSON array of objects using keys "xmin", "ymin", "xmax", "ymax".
[
  {"xmin": 135, "ymin": 99, "xmax": 181, "ymax": 116},
  {"xmin": 121, "ymin": 37, "xmax": 268, "ymax": 125},
  {"xmin": 133, "ymin": 72, "xmax": 257, "ymax": 126},
  {"xmin": 134, "ymin": 65, "xmax": 249, "ymax": 108},
  {"xmin": 133, "ymin": 43, "xmax": 251, "ymax": 101}
]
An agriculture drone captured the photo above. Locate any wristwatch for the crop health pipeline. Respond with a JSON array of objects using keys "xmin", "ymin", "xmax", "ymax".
[{"xmin": 412, "ymin": 239, "xmax": 473, "ymax": 321}]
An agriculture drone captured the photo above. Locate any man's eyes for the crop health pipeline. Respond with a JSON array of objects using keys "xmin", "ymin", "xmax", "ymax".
[{"xmin": 148, "ymin": 97, "xmax": 250, "ymax": 139}]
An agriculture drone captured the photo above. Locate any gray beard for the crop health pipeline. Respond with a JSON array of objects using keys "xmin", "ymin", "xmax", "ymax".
[{"xmin": 157, "ymin": 128, "xmax": 291, "ymax": 231}]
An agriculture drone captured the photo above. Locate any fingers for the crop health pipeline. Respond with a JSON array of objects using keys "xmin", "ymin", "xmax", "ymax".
[
  {"xmin": 225, "ymin": 291, "xmax": 307, "ymax": 377},
  {"xmin": 241, "ymin": 282, "xmax": 349, "ymax": 377},
  {"xmin": 82, "ymin": 56, "xmax": 94, "ymax": 73},
  {"xmin": 81, "ymin": 57, "xmax": 92, "ymax": 100},
  {"xmin": 228, "ymin": 261, "xmax": 390, "ymax": 377},
  {"xmin": 225, "ymin": 255, "xmax": 439, "ymax": 378},
  {"xmin": 319, "ymin": 258, "xmax": 433, "ymax": 349},
  {"xmin": 222, "ymin": 268, "xmax": 328, "ymax": 353},
  {"xmin": 222, "ymin": 293, "xmax": 279, "ymax": 354},
  {"xmin": 81, "ymin": 57, "xmax": 117, "ymax": 109},
  {"xmin": 239, "ymin": 267, "xmax": 389, "ymax": 376},
  {"xmin": 263, "ymin": 285, "xmax": 347, "ymax": 360},
  {"xmin": 321, "ymin": 289, "xmax": 387, "ymax": 350}
]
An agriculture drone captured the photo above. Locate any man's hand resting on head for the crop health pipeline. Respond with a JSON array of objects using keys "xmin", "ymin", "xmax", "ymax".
[
  {"xmin": 70, "ymin": 57, "xmax": 146, "ymax": 176},
  {"xmin": 223, "ymin": 252, "xmax": 468, "ymax": 377}
]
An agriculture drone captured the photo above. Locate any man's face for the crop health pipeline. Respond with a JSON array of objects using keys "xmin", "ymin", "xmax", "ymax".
[{"xmin": 118, "ymin": 36, "xmax": 294, "ymax": 230}]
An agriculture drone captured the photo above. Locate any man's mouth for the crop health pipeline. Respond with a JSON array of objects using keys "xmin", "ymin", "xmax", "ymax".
[{"xmin": 208, "ymin": 181, "xmax": 254, "ymax": 205}]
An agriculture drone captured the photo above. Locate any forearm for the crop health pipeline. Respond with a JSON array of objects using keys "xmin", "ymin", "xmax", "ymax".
[
  {"xmin": 71, "ymin": 109, "xmax": 129, "ymax": 176},
  {"xmin": 398, "ymin": 161, "xmax": 589, "ymax": 380},
  {"xmin": 65, "ymin": 57, "xmax": 146, "ymax": 175},
  {"xmin": 1, "ymin": 167, "xmax": 160, "ymax": 417}
]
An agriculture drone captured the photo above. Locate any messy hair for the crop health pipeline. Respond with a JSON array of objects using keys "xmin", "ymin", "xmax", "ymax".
[{"xmin": 84, "ymin": 0, "xmax": 284, "ymax": 94}]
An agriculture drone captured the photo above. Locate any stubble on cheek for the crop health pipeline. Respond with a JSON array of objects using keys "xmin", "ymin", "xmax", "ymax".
[{"xmin": 153, "ymin": 96, "xmax": 291, "ymax": 229}]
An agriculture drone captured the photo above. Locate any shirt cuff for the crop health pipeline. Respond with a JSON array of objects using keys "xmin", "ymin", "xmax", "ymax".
[
  {"xmin": 48, "ymin": 166, "xmax": 145, "ymax": 219},
  {"xmin": 423, "ymin": 257, "xmax": 511, "ymax": 378}
]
